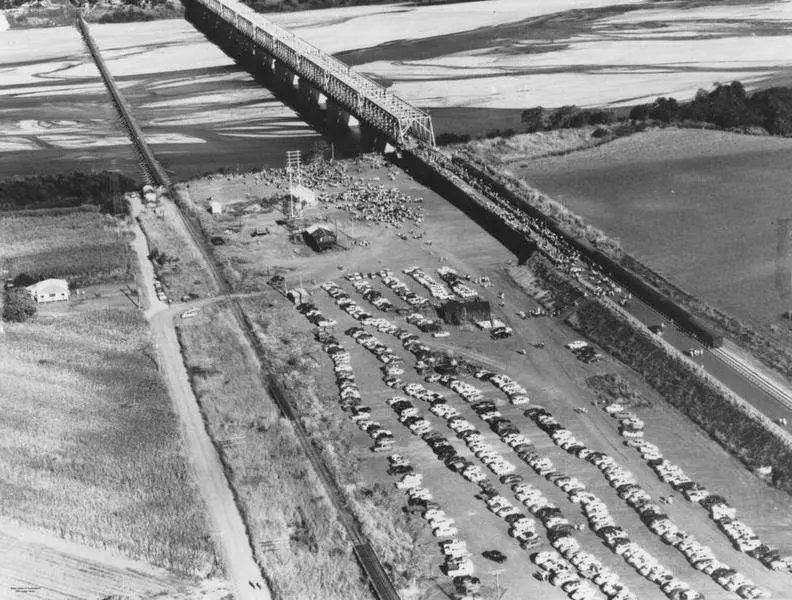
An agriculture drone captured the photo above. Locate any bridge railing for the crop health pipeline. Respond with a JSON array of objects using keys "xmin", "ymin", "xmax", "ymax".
[{"xmin": 192, "ymin": 0, "xmax": 434, "ymax": 146}]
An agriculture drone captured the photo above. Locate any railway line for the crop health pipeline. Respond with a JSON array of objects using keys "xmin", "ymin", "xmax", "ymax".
[
  {"xmin": 712, "ymin": 344, "xmax": 792, "ymax": 414},
  {"xmin": 78, "ymin": 15, "xmax": 404, "ymax": 600}
]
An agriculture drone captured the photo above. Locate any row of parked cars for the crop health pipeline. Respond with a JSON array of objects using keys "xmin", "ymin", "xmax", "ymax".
[
  {"xmin": 406, "ymin": 312, "xmax": 443, "ymax": 333},
  {"xmin": 404, "ymin": 265, "xmax": 454, "ymax": 301},
  {"xmin": 430, "ymin": 379, "xmax": 653, "ymax": 600},
  {"xmin": 316, "ymin": 334, "xmax": 394, "ymax": 452},
  {"xmin": 564, "ymin": 340, "xmax": 603, "ymax": 364},
  {"xmin": 386, "ymin": 455, "xmax": 482, "ymax": 599},
  {"xmin": 602, "ymin": 402, "xmax": 792, "ymax": 573},
  {"xmin": 296, "ymin": 301, "xmax": 337, "ymax": 328},
  {"xmin": 351, "ymin": 279, "xmax": 395, "ymax": 312},
  {"xmin": 376, "ymin": 269, "xmax": 429, "ymax": 307},
  {"xmin": 525, "ymin": 406, "xmax": 767, "ymax": 599},
  {"xmin": 471, "ymin": 370, "xmax": 531, "ymax": 406},
  {"xmin": 437, "ymin": 266, "xmax": 479, "ymax": 302},
  {"xmin": 385, "ymin": 390, "xmax": 545, "ymax": 567},
  {"xmin": 532, "ymin": 550, "xmax": 622, "ymax": 600},
  {"xmin": 435, "ymin": 372, "xmax": 703, "ymax": 600}
]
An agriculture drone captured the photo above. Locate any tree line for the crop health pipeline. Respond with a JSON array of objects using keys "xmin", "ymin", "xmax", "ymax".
[
  {"xmin": 0, "ymin": 171, "xmax": 137, "ymax": 213},
  {"xmin": 521, "ymin": 81, "xmax": 792, "ymax": 137}
]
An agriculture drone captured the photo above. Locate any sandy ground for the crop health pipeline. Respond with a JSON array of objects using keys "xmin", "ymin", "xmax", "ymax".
[
  {"xmin": 519, "ymin": 128, "xmax": 792, "ymax": 329},
  {"xmin": 0, "ymin": 519, "xmax": 228, "ymax": 600},
  {"xmin": 185, "ymin": 159, "xmax": 792, "ymax": 599}
]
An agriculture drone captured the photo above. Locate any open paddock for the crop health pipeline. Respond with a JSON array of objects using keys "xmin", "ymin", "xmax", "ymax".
[{"xmin": 0, "ymin": 207, "xmax": 135, "ymax": 286}]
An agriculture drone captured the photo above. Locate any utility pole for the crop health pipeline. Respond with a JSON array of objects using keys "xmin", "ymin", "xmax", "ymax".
[{"xmin": 286, "ymin": 150, "xmax": 302, "ymax": 224}]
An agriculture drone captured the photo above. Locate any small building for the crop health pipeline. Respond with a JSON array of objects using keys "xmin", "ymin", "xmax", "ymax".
[
  {"xmin": 209, "ymin": 200, "xmax": 222, "ymax": 215},
  {"xmin": 26, "ymin": 279, "xmax": 70, "ymax": 303},
  {"xmin": 287, "ymin": 287, "xmax": 309, "ymax": 305},
  {"xmin": 304, "ymin": 224, "xmax": 336, "ymax": 252},
  {"xmin": 290, "ymin": 184, "xmax": 317, "ymax": 210}
]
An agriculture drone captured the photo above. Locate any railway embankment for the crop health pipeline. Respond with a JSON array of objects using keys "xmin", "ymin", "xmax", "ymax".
[{"xmin": 567, "ymin": 298, "xmax": 792, "ymax": 494}]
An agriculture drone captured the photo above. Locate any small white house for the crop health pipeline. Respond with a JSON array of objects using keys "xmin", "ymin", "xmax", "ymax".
[
  {"xmin": 26, "ymin": 279, "xmax": 70, "ymax": 303},
  {"xmin": 209, "ymin": 200, "xmax": 222, "ymax": 215}
]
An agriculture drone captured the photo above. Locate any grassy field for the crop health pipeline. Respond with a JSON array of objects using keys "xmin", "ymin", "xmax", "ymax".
[
  {"xmin": 0, "ymin": 305, "xmax": 218, "ymax": 576},
  {"xmin": 0, "ymin": 207, "xmax": 135, "ymax": 286},
  {"xmin": 460, "ymin": 127, "xmax": 612, "ymax": 164},
  {"xmin": 176, "ymin": 302, "xmax": 374, "ymax": 600}
]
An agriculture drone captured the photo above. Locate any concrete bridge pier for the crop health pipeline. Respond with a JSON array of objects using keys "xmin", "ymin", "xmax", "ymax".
[
  {"xmin": 326, "ymin": 100, "xmax": 358, "ymax": 132},
  {"xmin": 274, "ymin": 62, "xmax": 298, "ymax": 89},
  {"xmin": 298, "ymin": 80, "xmax": 327, "ymax": 112}
]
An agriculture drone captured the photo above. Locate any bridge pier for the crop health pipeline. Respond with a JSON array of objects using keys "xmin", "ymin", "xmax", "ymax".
[
  {"xmin": 327, "ymin": 100, "xmax": 358, "ymax": 130},
  {"xmin": 298, "ymin": 79, "xmax": 327, "ymax": 111},
  {"xmin": 274, "ymin": 62, "xmax": 298, "ymax": 88},
  {"xmin": 359, "ymin": 124, "xmax": 397, "ymax": 154}
]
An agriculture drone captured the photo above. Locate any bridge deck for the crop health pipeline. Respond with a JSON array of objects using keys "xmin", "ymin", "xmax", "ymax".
[{"xmin": 192, "ymin": 0, "xmax": 435, "ymax": 146}]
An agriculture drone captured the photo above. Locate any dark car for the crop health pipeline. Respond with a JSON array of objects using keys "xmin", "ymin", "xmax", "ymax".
[
  {"xmin": 436, "ymin": 448, "xmax": 456, "ymax": 462},
  {"xmin": 482, "ymin": 550, "xmax": 507, "ymax": 564},
  {"xmin": 388, "ymin": 464, "xmax": 413, "ymax": 476},
  {"xmin": 210, "ymin": 235, "xmax": 226, "ymax": 246}
]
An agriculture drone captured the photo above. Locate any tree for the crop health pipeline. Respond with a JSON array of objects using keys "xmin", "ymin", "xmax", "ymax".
[
  {"xmin": 3, "ymin": 289, "xmax": 37, "ymax": 323},
  {"xmin": 629, "ymin": 103, "xmax": 651, "ymax": 121},
  {"xmin": 521, "ymin": 107, "xmax": 548, "ymax": 132},
  {"xmin": 648, "ymin": 97, "xmax": 681, "ymax": 123}
]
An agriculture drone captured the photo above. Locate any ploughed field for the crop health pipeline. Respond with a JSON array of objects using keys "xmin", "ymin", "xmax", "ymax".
[
  {"xmin": 4, "ymin": 0, "xmax": 792, "ymax": 178},
  {"xmin": 183, "ymin": 157, "xmax": 792, "ymax": 599},
  {"xmin": 519, "ymin": 128, "xmax": 792, "ymax": 329}
]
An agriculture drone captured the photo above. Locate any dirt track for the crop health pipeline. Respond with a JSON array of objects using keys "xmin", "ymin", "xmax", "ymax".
[
  {"xmin": 130, "ymin": 196, "xmax": 270, "ymax": 600},
  {"xmin": 0, "ymin": 519, "xmax": 228, "ymax": 600}
]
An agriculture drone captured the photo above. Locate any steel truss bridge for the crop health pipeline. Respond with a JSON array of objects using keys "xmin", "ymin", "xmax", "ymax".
[{"xmin": 187, "ymin": 0, "xmax": 435, "ymax": 147}]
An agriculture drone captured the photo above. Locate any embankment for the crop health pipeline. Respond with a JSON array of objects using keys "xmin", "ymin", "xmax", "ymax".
[
  {"xmin": 567, "ymin": 298, "xmax": 792, "ymax": 494},
  {"xmin": 398, "ymin": 148, "xmax": 537, "ymax": 262}
]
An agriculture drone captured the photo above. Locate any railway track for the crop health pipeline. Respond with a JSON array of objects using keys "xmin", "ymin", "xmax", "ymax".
[
  {"xmin": 712, "ymin": 345, "xmax": 792, "ymax": 414},
  {"xmin": 78, "ymin": 15, "xmax": 403, "ymax": 600}
]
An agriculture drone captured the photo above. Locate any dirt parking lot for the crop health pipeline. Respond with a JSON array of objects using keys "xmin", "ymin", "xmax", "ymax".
[{"xmin": 188, "ymin": 157, "xmax": 792, "ymax": 600}]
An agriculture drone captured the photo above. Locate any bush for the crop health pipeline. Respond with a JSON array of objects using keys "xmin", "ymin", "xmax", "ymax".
[{"xmin": 3, "ymin": 289, "xmax": 37, "ymax": 323}]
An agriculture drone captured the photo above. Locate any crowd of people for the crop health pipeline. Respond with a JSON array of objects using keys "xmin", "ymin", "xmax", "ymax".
[{"xmin": 323, "ymin": 181, "xmax": 425, "ymax": 228}]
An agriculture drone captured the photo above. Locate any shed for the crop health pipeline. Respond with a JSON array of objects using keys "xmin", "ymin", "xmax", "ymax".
[
  {"xmin": 438, "ymin": 299, "xmax": 491, "ymax": 326},
  {"xmin": 209, "ymin": 200, "xmax": 222, "ymax": 215},
  {"xmin": 26, "ymin": 279, "xmax": 70, "ymax": 303},
  {"xmin": 304, "ymin": 224, "xmax": 336, "ymax": 252},
  {"xmin": 287, "ymin": 287, "xmax": 309, "ymax": 305}
]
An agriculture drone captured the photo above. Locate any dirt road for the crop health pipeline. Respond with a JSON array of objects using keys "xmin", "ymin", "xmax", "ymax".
[
  {"xmin": 130, "ymin": 197, "xmax": 271, "ymax": 600},
  {"xmin": 0, "ymin": 518, "xmax": 228, "ymax": 600}
]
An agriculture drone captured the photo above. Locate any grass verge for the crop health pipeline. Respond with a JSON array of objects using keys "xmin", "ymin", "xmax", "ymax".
[
  {"xmin": 176, "ymin": 301, "xmax": 375, "ymax": 600},
  {"xmin": 136, "ymin": 203, "xmax": 216, "ymax": 301}
]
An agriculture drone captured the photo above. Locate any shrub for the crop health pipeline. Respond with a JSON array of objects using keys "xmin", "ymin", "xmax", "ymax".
[
  {"xmin": 3, "ymin": 288, "xmax": 37, "ymax": 323},
  {"xmin": 521, "ymin": 106, "xmax": 549, "ymax": 132}
]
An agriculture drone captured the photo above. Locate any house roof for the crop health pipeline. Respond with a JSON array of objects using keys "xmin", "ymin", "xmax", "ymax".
[{"xmin": 26, "ymin": 279, "xmax": 69, "ymax": 293}]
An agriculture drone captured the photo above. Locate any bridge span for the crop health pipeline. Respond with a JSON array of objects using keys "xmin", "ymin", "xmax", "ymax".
[{"xmin": 183, "ymin": 0, "xmax": 435, "ymax": 148}]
